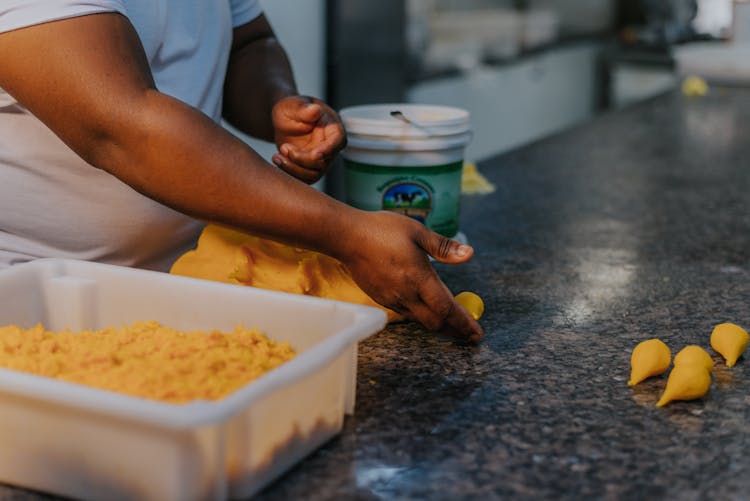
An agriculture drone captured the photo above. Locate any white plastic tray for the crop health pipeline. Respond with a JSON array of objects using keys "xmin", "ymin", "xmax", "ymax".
[{"xmin": 0, "ymin": 259, "xmax": 387, "ymax": 500}]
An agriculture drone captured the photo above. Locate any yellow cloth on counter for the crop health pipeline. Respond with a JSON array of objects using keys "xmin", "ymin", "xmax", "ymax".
[{"xmin": 170, "ymin": 224, "xmax": 401, "ymax": 322}]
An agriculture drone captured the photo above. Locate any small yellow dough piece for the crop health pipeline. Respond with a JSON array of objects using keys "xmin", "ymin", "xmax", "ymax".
[
  {"xmin": 461, "ymin": 163, "xmax": 496, "ymax": 195},
  {"xmin": 656, "ymin": 363, "xmax": 712, "ymax": 407},
  {"xmin": 628, "ymin": 338, "xmax": 671, "ymax": 386},
  {"xmin": 673, "ymin": 345, "xmax": 714, "ymax": 373},
  {"xmin": 171, "ymin": 224, "xmax": 401, "ymax": 322},
  {"xmin": 455, "ymin": 291, "xmax": 484, "ymax": 320},
  {"xmin": 710, "ymin": 322, "xmax": 749, "ymax": 367},
  {"xmin": 681, "ymin": 75, "xmax": 709, "ymax": 97}
]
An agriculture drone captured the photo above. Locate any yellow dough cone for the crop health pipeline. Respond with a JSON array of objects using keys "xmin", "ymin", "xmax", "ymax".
[
  {"xmin": 656, "ymin": 363, "xmax": 711, "ymax": 407},
  {"xmin": 628, "ymin": 338, "xmax": 671, "ymax": 386},
  {"xmin": 710, "ymin": 323, "xmax": 749, "ymax": 367},
  {"xmin": 455, "ymin": 291, "xmax": 484, "ymax": 320},
  {"xmin": 673, "ymin": 345, "xmax": 714, "ymax": 373}
]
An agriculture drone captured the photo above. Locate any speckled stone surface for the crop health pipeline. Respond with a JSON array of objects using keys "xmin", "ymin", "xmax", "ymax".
[{"xmin": 3, "ymin": 88, "xmax": 750, "ymax": 500}]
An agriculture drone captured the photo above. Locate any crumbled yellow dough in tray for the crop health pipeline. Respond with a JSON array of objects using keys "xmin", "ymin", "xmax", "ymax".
[{"xmin": 0, "ymin": 321, "xmax": 295, "ymax": 403}]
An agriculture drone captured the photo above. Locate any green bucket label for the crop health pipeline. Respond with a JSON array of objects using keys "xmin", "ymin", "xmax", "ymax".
[
  {"xmin": 382, "ymin": 181, "xmax": 432, "ymax": 222},
  {"xmin": 344, "ymin": 159, "xmax": 462, "ymax": 237}
]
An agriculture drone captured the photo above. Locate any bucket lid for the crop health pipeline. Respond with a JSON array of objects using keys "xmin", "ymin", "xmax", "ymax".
[{"xmin": 340, "ymin": 103, "xmax": 470, "ymax": 139}]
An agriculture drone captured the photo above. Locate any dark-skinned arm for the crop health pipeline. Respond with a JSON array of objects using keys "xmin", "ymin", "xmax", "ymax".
[
  {"xmin": 0, "ymin": 13, "xmax": 482, "ymax": 342},
  {"xmin": 222, "ymin": 15, "xmax": 345, "ymax": 184},
  {"xmin": 222, "ymin": 14, "xmax": 295, "ymax": 141}
]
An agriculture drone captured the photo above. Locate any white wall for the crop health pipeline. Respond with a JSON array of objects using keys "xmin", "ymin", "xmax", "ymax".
[
  {"xmin": 407, "ymin": 43, "xmax": 600, "ymax": 162},
  {"xmin": 225, "ymin": 0, "xmax": 326, "ymax": 164},
  {"xmin": 259, "ymin": 0, "xmax": 325, "ymax": 97}
]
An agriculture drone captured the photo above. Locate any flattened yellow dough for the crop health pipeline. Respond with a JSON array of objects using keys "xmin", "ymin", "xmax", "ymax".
[{"xmin": 170, "ymin": 224, "xmax": 401, "ymax": 322}]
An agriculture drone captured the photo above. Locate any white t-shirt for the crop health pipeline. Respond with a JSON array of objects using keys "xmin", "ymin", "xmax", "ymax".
[{"xmin": 0, "ymin": 0, "xmax": 261, "ymax": 271}]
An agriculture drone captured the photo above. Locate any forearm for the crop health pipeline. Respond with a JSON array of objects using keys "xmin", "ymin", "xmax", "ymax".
[
  {"xmin": 222, "ymin": 17, "xmax": 297, "ymax": 141},
  {"xmin": 0, "ymin": 12, "xmax": 350, "ymax": 258},
  {"xmin": 91, "ymin": 90, "xmax": 357, "ymax": 258}
]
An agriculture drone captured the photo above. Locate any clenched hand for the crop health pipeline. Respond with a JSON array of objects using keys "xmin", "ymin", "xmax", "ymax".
[{"xmin": 271, "ymin": 96, "xmax": 346, "ymax": 184}]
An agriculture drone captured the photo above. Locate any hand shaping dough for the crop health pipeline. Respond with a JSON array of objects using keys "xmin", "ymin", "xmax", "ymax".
[{"xmin": 170, "ymin": 224, "xmax": 401, "ymax": 322}]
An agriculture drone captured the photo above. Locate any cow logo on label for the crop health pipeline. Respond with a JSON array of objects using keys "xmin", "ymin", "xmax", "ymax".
[{"xmin": 382, "ymin": 182, "xmax": 431, "ymax": 223}]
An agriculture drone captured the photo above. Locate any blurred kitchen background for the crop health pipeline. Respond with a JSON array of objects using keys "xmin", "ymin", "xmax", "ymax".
[{"xmin": 235, "ymin": 0, "xmax": 749, "ymax": 196}]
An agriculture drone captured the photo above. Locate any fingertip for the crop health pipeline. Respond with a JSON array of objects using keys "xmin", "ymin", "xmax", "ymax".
[
  {"xmin": 301, "ymin": 102, "xmax": 322, "ymax": 121},
  {"xmin": 458, "ymin": 310, "xmax": 484, "ymax": 343},
  {"xmin": 439, "ymin": 299, "xmax": 483, "ymax": 343},
  {"xmin": 441, "ymin": 322, "xmax": 483, "ymax": 344},
  {"xmin": 454, "ymin": 243, "xmax": 473, "ymax": 260},
  {"xmin": 470, "ymin": 325, "xmax": 484, "ymax": 343},
  {"xmin": 457, "ymin": 292, "xmax": 484, "ymax": 339},
  {"xmin": 434, "ymin": 241, "xmax": 474, "ymax": 264}
]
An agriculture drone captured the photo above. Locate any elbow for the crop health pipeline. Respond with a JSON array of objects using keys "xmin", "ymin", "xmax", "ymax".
[{"xmin": 66, "ymin": 89, "xmax": 168, "ymax": 180}]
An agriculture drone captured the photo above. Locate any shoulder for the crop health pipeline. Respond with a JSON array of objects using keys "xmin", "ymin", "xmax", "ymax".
[
  {"xmin": 0, "ymin": 0, "xmax": 127, "ymax": 34},
  {"xmin": 228, "ymin": 0, "xmax": 262, "ymax": 28}
]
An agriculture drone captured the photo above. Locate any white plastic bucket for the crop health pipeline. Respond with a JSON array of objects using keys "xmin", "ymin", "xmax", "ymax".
[{"xmin": 340, "ymin": 104, "xmax": 471, "ymax": 238}]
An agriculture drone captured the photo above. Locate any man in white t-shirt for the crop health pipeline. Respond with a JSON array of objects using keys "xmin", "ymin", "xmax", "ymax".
[{"xmin": 0, "ymin": 1, "xmax": 483, "ymax": 341}]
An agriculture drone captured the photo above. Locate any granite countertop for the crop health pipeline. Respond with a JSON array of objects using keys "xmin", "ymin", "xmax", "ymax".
[
  {"xmin": 256, "ymin": 87, "xmax": 750, "ymax": 500},
  {"xmin": 3, "ymin": 88, "xmax": 750, "ymax": 500}
]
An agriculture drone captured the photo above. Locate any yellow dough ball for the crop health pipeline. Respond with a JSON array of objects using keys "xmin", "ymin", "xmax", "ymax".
[
  {"xmin": 628, "ymin": 338, "xmax": 671, "ymax": 386},
  {"xmin": 710, "ymin": 323, "xmax": 749, "ymax": 368},
  {"xmin": 455, "ymin": 291, "xmax": 484, "ymax": 321},
  {"xmin": 681, "ymin": 75, "xmax": 709, "ymax": 97},
  {"xmin": 656, "ymin": 363, "xmax": 711, "ymax": 407},
  {"xmin": 673, "ymin": 345, "xmax": 714, "ymax": 373}
]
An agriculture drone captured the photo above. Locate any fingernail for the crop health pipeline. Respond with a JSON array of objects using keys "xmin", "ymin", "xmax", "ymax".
[
  {"xmin": 456, "ymin": 244, "xmax": 471, "ymax": 257},
  {"xmin": 280, "ymin": 145, "xmax": 290, "ymax": 156}
]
